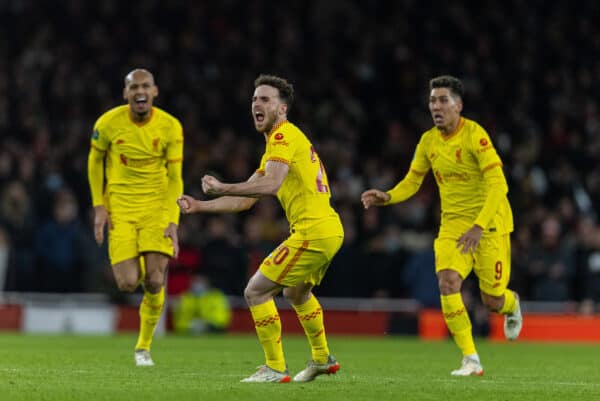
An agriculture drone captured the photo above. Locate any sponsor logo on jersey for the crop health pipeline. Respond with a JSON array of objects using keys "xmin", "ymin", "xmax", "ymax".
[
  {"xmin": 92, "ymin": 130, "xmax": 99, "ymax": 140},
  {"xmin": 116, "ymin": 139, "xmax": 125, "ymax": 144},
  {"xmin": 152, "ymin": 138, "xmax": 160, "ymax": 152}
]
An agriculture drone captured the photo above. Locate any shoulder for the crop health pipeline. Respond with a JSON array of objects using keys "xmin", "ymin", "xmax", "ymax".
[
  {"xmin": 94, "ymin": 105, "xmax": 128, "ymax": 130},
  {"xmin": 462, "ymin": 117, "xmax": 488, "ymax": 137},
  {"xmin": 419, "ymin": 127, "xmax": 437, "ymax": 147},
  {"xmin": 153, "ymin": 107, "xmax": 183, "ymax": 131},
  {"xmin": 461, "ymin": 117, "xmax": 491, "ymax": 146}
]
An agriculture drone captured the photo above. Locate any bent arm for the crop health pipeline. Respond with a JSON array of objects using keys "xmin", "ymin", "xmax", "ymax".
[
  {"xmin": 182, "ymin": 172, "xmax": 264, "ymax": 214},
  {"xmin": 87, "ymin": 146, "xmax": 106, "ymax": 207},
  {"xmin": 473, "ymin": 165, "xmax": 508, "ymax": 229},
  {"xmin": 213, "ymin": 160, "xmax": 289, "ymax": 197},
  {"xmin": 386, "ymin": 169, "xmax": 427, "ymax": 205}
]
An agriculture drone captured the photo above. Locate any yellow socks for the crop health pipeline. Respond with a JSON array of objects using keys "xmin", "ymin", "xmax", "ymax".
[
  {"xmin": 441, "ymin": 293, "xmax": 476, "ymax": 356},
  {"xmin": 499, "ymin": 289, "xmax": 517, "ymax": 314},
  {"xmin": 249, "ymin": 299, "xmax": 286, "ymax": 372},
  {"xmin": 135, "ymin": 286, "xmax": 165, "ymax": 351},
  {"xmin": 293, "ymin": 295, "xmax": 329, "ymax": 364}
]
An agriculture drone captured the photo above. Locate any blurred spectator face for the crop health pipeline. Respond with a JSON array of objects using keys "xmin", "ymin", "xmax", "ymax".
[
  {"xmin": 123, "ymin": 69, "xmax": 158, "ymax": 119},
  {"xmin": 541, "ymin": 216, "xmax": 561, "ymax": 247},
  {"xmin": 252, "ymin": 85, "xmax": 286, "ymax": 133},
  {"xmin": 53, "ymin": 189, "xmax": 78, "ymax": 224},
  {"xmin": 429, "ymin": 88, "xmax": 462, "ymax": 132},
  {"xmin": 1, "ymin": 181, "xmax": 30, "ymax": 222}
]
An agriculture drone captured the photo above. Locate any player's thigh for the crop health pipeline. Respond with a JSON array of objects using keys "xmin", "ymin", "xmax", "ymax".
[
  {"xmin": 138, "ymin": 208, "xmax": 174, "ymax": 258},
  {"xmin": 473, "ymin": 234, "xmax": 511, "ymax": 296},
  {"xmin": 433, "ymin": 237, "xmax": 474, "ymax": 279},
  {"xmin": 143, "ymin": 252, "xmax": 170, "ymax": 280},
  {"xmin": 259, "ymin": 236, "xmax": 343, "ymax": 287},
  {"xmin": 111, "ymin": 257, "xmax": 141, "ymax": 289},
  {"xmin": 108, "ymin": 215, "xmax": 139, "ymax": 266}
]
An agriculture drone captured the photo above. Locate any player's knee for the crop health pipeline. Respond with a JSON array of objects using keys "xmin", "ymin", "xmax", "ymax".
[
  {"xmin": 116, "ymin": 279, "xmax": 138, "ymax": 293},
  {"xmin": 283, "ymin": 286, "xmax": 311, "ymax": 305},
  {"xmin": 144, "ymin": 277, "xmax": 163, "ymax": 293},
  {"xmin": 437, "ymin": 271, "xmax": 461, "ymax": 295}
]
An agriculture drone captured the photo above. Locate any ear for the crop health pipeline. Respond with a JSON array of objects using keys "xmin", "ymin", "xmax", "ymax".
[
  {"xmin": 279, "ymin": 103, "xmax": 288, "ymax": 116},
  {"xmin": 123, "ymin": 87, "xmax": 127, "ymax": 101},
  {"xmin": 456, "ymin": 98, "xmax": 463, "ymax": 113},
  {"xmin": 152, "ymin": 85, "xmax": 159, "ymax": 98}
]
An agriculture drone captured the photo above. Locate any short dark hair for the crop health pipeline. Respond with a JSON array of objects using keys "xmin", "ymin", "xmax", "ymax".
[
  {"xmin": 254, "ymin": 74, "xmax": 295, "ymax": 111},
  {"xmin": 429, "ymin": 75, "xmax": 464, "ymax": 99}
]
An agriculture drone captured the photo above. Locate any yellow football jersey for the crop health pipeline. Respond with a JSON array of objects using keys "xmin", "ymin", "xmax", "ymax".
[
  {"xmin": 91, "ymin": 105, "xmax": 183, "ymax": 206},
  {"xmin": 256, "ymin": 121, "xmax": 343, "ymax": 239},
  {"xmin": 410, "ymin": 117, "xmax": 513, "ymax": 237}
]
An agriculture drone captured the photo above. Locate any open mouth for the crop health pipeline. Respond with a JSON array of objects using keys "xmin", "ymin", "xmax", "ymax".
[
  {"xmin": 254, "ymin": 112, "xmax": 264, "ymax": 123},
  {"xmin": 134, "ymin": 96, "xmax": 148, "ymax": 106}
]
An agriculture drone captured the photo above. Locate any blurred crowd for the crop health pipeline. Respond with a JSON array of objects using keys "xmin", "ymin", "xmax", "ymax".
[{"xmin": 1, "ymin": 1, "xmax": 600, "ymax": 312}]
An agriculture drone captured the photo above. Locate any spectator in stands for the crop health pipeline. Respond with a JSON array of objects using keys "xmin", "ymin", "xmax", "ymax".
[
  {"xmin": 33, "ymin": 188, "xmax": 88, "ymax": 292},
  {"xmin": 173, "ymin": 274, "xmax": 231, "ymax": 334}
]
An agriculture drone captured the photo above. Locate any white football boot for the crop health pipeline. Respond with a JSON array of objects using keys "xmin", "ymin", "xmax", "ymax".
[
  {"xmin": 293, "ymin": 355, "xmax": 340, "ymax": 382},
  {"xmin": 451, "ymin": 356, "xmax": 484, "ymax": 376},
  {"xmin": 504, "ymin": 292, "xmax": 523, "ymax": 341},
  {"xmin": 240, "ymin": 365, "xmax": 291, "ymax": 383},
  {"xmin": 134, "ymin": 349, "xmax": 154, "ymax": 367}
]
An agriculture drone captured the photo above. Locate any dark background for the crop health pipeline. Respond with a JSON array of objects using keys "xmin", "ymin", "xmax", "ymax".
[{"xmin": 1, "ymin": 1, "xmax": 599, "ymax": 312}]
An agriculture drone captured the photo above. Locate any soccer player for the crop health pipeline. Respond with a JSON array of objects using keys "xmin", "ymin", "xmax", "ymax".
[
  {"xmin": 87, "ymin": 69, "xmax": 183, "ymax": 366},
  {"xmin": 361, "ymin": 75, "xmax": 523, "ymax": 376},
  {"xmin": 177, "ymin": 74, "xmax": 344, "ymax": 383}
]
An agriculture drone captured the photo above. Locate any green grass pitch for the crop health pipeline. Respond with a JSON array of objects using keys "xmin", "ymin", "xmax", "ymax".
[{"xmin": 1, "ymin": 333, "xmax": 599, "ymax": 401}]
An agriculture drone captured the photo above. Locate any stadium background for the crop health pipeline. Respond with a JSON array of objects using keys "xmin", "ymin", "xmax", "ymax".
[{"xmin": 1, "ymin": 0, "xmax": 600, "ymax": 337}]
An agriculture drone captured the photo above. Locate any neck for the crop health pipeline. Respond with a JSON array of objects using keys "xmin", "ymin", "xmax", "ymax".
[
  {"xmin": 129, "ymin": 107, "xmax": 152, "ymax": 123},
  {"xmin": 440, "ymin": 118, "xmax": 460, "ymax": 136}
]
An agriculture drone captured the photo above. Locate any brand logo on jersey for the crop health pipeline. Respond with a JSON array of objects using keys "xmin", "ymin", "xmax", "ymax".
[
  {"xmin": 92, "ymin": 130, "xmax": 99, "ymax": 140},
  {"xmin": 152, "ymin": 138, "xmax": 160, "ymax": 152},
  {"xmin": 274, "ymin": 133, "xmax": 284, "ymax": 140},
  {"xmin": 116, "ymin": 139, "xmax": 125, "ymax": 145},
  {"xmin": 477, "ymin": 138, "xmax": 493, "ymax": 153},
  {"xmin": 120, "ymin": 154, "xmax": 128, "ymax": 165},
  {"xmin": 455, "ymin": 148, "xmax": 463, "ymax": 163}
]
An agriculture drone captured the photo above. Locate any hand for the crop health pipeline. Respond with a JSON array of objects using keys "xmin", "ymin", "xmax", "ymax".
[
  {"xmin": 93, "ymin": 205, "xmax": 111, "ymax": 245},
  {"xmin": 456, "ymin": 225, "xmax": 484, "ymax": 254},
  {"xmin": 164, "ymin": 223, "xmax": 179, "ymax": 259},
  {"xmin": 201, "ymin": 175, "xmax": 224, "ymax": 196},
  {"xmin": 177, "ymin": 194, "xmax": 197, "ymax": 214},
  {"xmin": 361, "ymin": 189, "xmax": 390, "ymax": 209}
]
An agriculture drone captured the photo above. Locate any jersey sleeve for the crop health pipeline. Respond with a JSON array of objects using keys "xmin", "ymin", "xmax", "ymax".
[
  {"xmin": 91, "ymin": 117, "xmax": 110, "ymax": 151},
  {"xmin": 409, "ymin": 133, "xmax": 431, "ymax": 174},
  {"xmin": 166, "ymin": 119, "xmax": 184, "ymax": 162},
  {"xmin": 470, "ymin": 126, "xmax": 503, "ymax": 172},
  {"xmin": 265, "ymin": 127, "xmax": 296, "ymax": 166}
]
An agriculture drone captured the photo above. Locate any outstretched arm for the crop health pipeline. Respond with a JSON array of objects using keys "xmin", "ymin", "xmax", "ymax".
[
  {"xmin": 361, "ymin": 169, "xmax": 426, "ymax": 209},
  {"xmin": 177, "ymin": 171, "xmax": 265, "ymax": 214}
]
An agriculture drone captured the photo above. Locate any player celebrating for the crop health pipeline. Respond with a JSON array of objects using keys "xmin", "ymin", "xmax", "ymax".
[
  {"xmin": 88, "ymin": 69, "xmax": 183, "ymax": 366},
  {"xmin": 361, "ymin": 75, "xmax": 522, "ymax": 376},
  {"xmin": 178, "ymin": 74, "xmax": 344, "ymax": 383}
]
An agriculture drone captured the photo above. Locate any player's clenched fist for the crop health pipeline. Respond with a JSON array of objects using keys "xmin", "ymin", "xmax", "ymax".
[
  {"xmin": 360, "ymin": 189, "xmax": 391, "ymax": 209},
  {"xmin": 177, "ymin": 194, "xmax": 196, "ymax": 214}
]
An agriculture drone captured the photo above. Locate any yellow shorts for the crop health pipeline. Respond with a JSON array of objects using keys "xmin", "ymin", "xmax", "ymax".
[
  {"xmin": 259, "ymin": 235, "xmax": 343, "ymax": 287},
  {"xmin": 107, "ymin": 198, "xmax": 173, "ymax": 265},
  {"xmin": 434, "ymin": 234, "xmax": 511, "ymax": 296}
]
